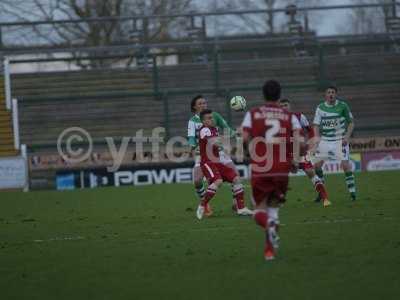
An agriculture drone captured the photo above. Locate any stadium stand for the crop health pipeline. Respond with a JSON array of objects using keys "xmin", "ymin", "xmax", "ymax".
[
  {"xmin": 0, "ymin": 77, "xmax": 17, "ymax": 157},
  {"xmin": 229, "ymin": 83, "xmax": 400, "ymax": 136},
  {"xmin": 12, "ymin": 70, "xmax": 163, "ymax": 146},
  {"xmin": 12, "ymin": 69, "xmax": 153, "ymax": 98},
  {"xmin": 9, "ymin": 51, "xmax": 400, "ymax": 149},
  {"xmin": 324, "ymin": 53, "xmax": 400, "ymax": 83}
]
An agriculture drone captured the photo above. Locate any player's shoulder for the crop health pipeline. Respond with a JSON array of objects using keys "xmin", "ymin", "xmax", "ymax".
[
  {"xmin": 316, "ymin": 101, "xmax": 326, "ymax": 110},
  {"xmin": 212, "ymin": 111, "xmax": 223, "ymax": 120},
  {"xmin": 189, "ymin": 115, "xmax": 201, "ymax": 122},
  {"xmin": 249, "ymin": 104, "xmax": 268, "ymax": 114},
  {"xmin": 337, "ymin": 99, "xmax": 350, "ymax": 109},
  {"xmin": 292, "ymin": 111, "xmax": 302, "ymax": 119}
]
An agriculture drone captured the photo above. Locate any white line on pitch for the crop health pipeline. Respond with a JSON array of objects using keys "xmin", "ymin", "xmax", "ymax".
[
  {"xmin": 27, "ymin": 216, "xmax": 395, "ymax": 244},
  {"xmin": 33, "ymin": 236, "xmax": 86, "ymax": 243}
]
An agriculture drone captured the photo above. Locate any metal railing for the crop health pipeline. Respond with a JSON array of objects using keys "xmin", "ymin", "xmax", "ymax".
[
  {"xmin": 3, "ymin": 57, "xmax": 11, "ymax": 110},
  {"xmin": 8, "ymin": 38, "xmax": 400, "ymax": 94},
  {"xmin": 0, "ymin": 2, "xmax": 399, "ymax": 51}
]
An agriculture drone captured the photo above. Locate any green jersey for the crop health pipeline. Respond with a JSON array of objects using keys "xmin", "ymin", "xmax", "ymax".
[
  {"xmin": 187, "ymin": 112, "xmax": 235, "ymax": 153},
  {"xmin": 313, "ymin": 99, "xmax": 353, "ymax": 141}
]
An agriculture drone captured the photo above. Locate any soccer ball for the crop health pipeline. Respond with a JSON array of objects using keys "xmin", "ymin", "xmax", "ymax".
[{"xmin": 230, "ymin": 96, "xmax": 246, "ymax": 111}]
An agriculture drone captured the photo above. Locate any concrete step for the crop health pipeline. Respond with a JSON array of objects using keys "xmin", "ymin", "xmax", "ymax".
[
  {"xmin": 0, "ymin": 149, "xmax": 18, "ymax": 157},
  {"xmin": 0, "ymin": 126, "xmax": 12, "ymax": 134}
]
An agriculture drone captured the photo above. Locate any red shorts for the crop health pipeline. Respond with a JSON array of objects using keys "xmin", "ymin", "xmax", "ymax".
[
  {"xmin": 251, "ymin": 173, "xmax": 289, "ymax": 205},
  {"xmin": 201, "ymin": 162, "xmax": 237, "ymax": 184}
]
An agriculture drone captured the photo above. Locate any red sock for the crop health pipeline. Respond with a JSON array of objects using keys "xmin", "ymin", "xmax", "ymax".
[
  {"xmin": 201, "ymin": 187, "xmax": 217, "ymax": 206},
  {"xmin": 234, "ymin": 192, "xmax": 245, "ymax": 210},
  {"xmin": 232, "ymin": 185, "xmax": 245, "ymax": 209},
  {"xmin": 254, "ymin": 211, "xmax": 267, "ymax": 229},
  {"xmin": 315, "ymin": 182, "xmax": 328, "ymax": 200}
]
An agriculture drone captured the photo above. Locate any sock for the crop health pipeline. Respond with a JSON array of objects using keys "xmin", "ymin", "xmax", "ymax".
[
  {"xmin": 253, "ymin": 210, "xmax": 267, "ymax": 229},
  {"xmin": 312, "ymin": 175, "xmax": 328, "ymax": 200},
  {"xmin": 315, "ymin": 167, "xmax": 324, "ymax": 183},
  {"xmin": 195, "ymin": 180, "xmax": 206, "ymax": 200},
  {"xmin": 201, "ymin": 183, "xmax": 218, "ymax": 206},
  {"xmin": 345, "ymin": 171, "xmax": 356, "ymax": 194},
  {"xmin": 267, "ymin": 207, "xmax": 280, "ymax": 225},
  {"xmin": 232, "ymin": 183, "xmax": 245, "ymax": 210}
]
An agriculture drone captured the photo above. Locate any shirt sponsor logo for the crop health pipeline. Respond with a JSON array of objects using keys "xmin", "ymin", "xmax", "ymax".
[{"xmin": 321, "ymin": 119, "xmax": 339, "ymax": 128}]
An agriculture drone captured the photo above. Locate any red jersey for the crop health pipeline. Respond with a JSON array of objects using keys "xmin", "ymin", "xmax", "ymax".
[
  {"xmin": 199, "ymin": 126, "xmax": 220, "ymax": 164},
  {"xmin": 242, "ymin": 102, "xmax": 301, "ymax": 175}
]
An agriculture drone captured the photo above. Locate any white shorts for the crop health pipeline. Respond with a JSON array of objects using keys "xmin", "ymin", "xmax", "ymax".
[
  {"xmin": 194, "ymin": 151, "xmax": 233, "ymax": 167},
  {"xmin": 311, "ymin": 139, "xmax": 350, "ymax": 163}
]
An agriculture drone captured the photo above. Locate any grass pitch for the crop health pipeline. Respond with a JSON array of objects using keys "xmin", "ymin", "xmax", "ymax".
[{"xmin": 1, "ymin": 171, "xmax": 400, "ymax": 300}]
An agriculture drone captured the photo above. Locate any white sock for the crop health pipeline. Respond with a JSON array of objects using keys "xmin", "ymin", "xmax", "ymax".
[
  {"xmin": 267, "ymin": 207, "xmax": 279, "ymax": 224},
  {"xmin": 311, "ymin": 175, "xmax": 322, "ymax": 186}
]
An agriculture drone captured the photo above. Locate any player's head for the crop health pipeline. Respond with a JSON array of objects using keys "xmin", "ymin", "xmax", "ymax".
[
  {"xmin": 200, "ymin": 109, "xmax": 214, "ymax": 127},
  {"xmin": 191, "ymin": 95, "xmax": 208, "ymax": 113},
  {"xmin": 325, "ymin": 85, "xmax": 338, "ymax": 104},
  {"xmin": 263, "ymin": 80, "xmax": 281, "ymax": 102},
  {"xmin": 279, "ymin": 98, "xmax": 291, "ymax": 111}
]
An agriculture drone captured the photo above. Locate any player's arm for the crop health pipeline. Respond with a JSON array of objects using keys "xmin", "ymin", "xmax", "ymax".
[
  {"xmin": 300, "ymin": 114, "xmax": 314, "ymax": 137},
  {"xmin": 213, "ymin": 112, "xmax": 236, "ymax": 138},
  {"xmin": 343, "ymin": 103, "xmax": 355, "ymax": 145},
  {"xmin": 187, "ymin": 120, "xmax": 197, "ymax": 158},
  {"xmin": 344, "ymin": 122, "xmax": 354, "ymax": 145},
  {"xmin": 291, "ymin": 115, "xmax": 303, "ymax": 167},
  {"xmin": 241, "ymin": 111, "xmax": 252, "ymax": 161},
  {"xmin": 241, "ymin": 111, "xmax": 252, "ymax": 143},
  {"xmin": 311, "ymin": 107, "xmax": 322, "ymax": 151}
]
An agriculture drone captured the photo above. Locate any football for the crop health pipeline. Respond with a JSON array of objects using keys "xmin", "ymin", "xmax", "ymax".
[{"xmin": 230, "ymin": 96, "xmax": 247, "ymax": 111}]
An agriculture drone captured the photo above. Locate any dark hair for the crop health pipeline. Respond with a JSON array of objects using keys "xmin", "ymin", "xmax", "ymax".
[
  {"xmin": 279, "ymin": 98, "xmax": 290, "ymax": 104},
  {"xmin": 191, "ymin": 95, "xmax": 204, "ymax": 112},
  {"xmin": 200, "ymin": 109, "xmax": 213, "ymax": 120},
  {"xmin": 263, "ymin": 80, "xmax": 281, "ymax": 101},
  {"xmin": 326, "ymin": 85, "xmax": 338, "ymax": 93}
]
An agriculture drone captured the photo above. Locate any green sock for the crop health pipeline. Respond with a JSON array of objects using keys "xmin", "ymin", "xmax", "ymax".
[
  {"xmin": 344, "ymin": 171, "xmax": 356, "ymax": 194},
  {"xmin": 315, "ymin": 167, "xmax": 324, "ymax": 183}
]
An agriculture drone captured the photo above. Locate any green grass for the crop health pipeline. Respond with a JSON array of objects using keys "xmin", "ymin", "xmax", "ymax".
[{"xmin": 1, "ymin": 171, "xmax": 400, "ymax": 300}]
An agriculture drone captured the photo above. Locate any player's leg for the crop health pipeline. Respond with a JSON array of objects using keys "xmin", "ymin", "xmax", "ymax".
[
  {"xmin": 263, "ymin": 177, "xmax": 289, "ymax": 260},
  {"xmin": 224, "ymin": 161, "xmax": 253, "ymax": 214},
  {"xmin": 303, "ymin": 165, "xmax": 330, "ymax": 206},
  {"xmin": 231, "ymin": 176, "xmax": 253, "ymax": 216},
  {"xmin": 265, "ymin": 199, "xmax": 281, "ymax": 259},
  {"xmin": 193, "ymin": 165, "xmax": 206, "ymax": 200},
  {"xmin": 311, "ymin": 140, "xmax": 328, "ymax": 203},
  {"xmin": 342, "ymin": 160, "xmax": 356, "ymax": 201},
  {"xmin": 197, "ymin": 163, "xmax": 222, "ymax": 220},
  {"xmin": 313, "ymin": 160, "xmax": 325, "ymax": 203},
  {"xmin": 225, "ymin": 161, "xmax": 240, "ymax": 211},
  {"xmin": 193, "ymin": 165, "xmax": 212, "ymax": 216},
  {"xmin": 341, "ymin": 142, "xmax": 356, "ymax": 201},
  {"xmin": 251, "ymin": 176, "xmax": 278, "ymax": 261},
  {"xmin": 220, "ymin": 154, "xmax": 243, "ymax": 211}
]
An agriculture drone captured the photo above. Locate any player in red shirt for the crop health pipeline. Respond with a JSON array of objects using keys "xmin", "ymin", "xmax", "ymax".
[
  {"xmin": 279, "ymin": 99, "xmax": 330, "ymax": 207},
  {"xmin": 196, "ymin": 109, "xmax": 253, "ymax": 220},
  {"xmin": 241, "ymin": 80, "xmax": 302, "ymax": 261}
]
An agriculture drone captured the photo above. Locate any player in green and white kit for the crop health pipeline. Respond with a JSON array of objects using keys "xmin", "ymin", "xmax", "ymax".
[
  {"xmin": 187, "ymin": 95, "xmax": 253, "ymax": 216},
  {"xmin": 312, "ymin": 86, "xmax": 357, "ymax": 202}
]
